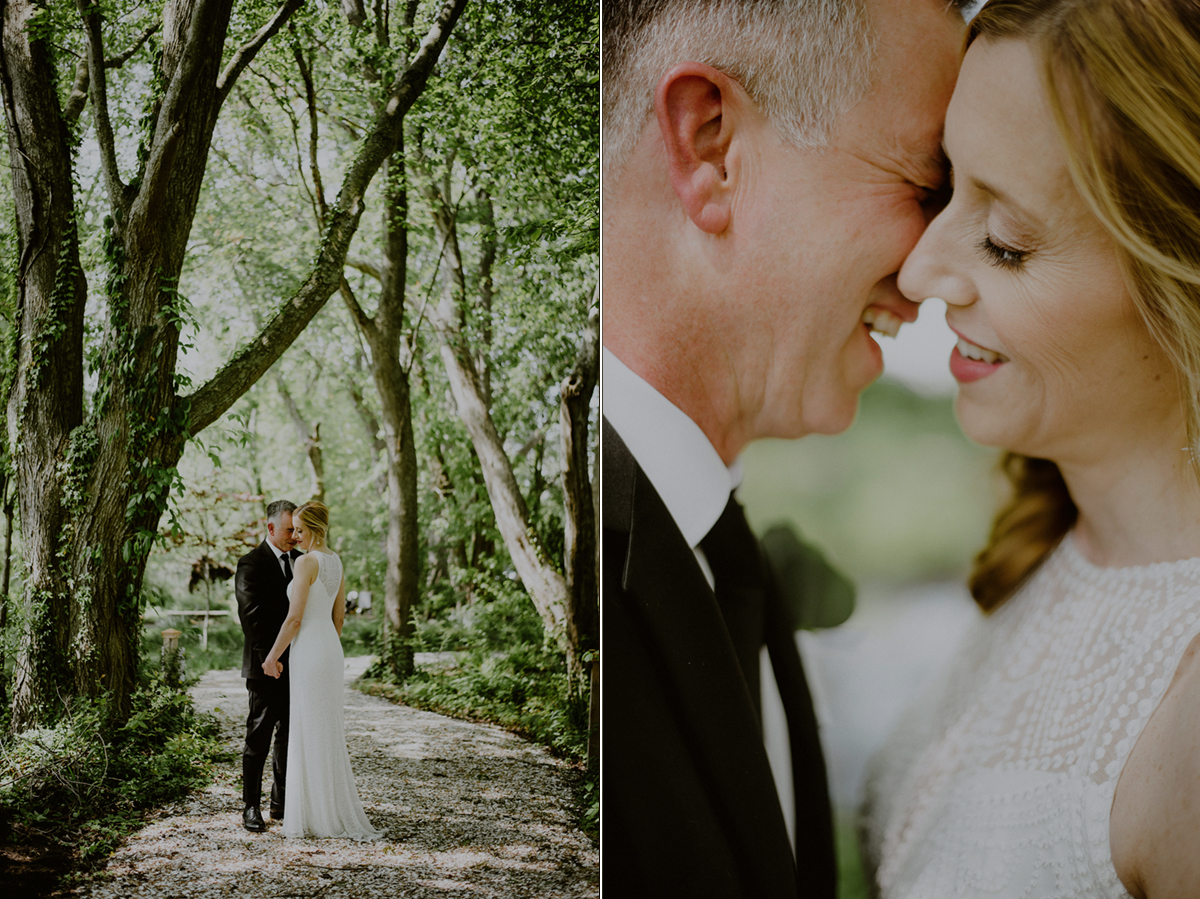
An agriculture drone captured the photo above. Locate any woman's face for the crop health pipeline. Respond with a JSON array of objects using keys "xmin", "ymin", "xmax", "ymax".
[
  {"xmin": 899, "ymin": 38, "xmax": 1181, "ymax": 463},
  {"xmin": 294, "ymin": 519, "xmax": 315, "ymax": 551}
]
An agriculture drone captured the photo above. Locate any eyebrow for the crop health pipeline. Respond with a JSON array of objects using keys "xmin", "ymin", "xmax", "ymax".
[{"xmin": 968, "ymin": 176, "xmax": 1041, "ymax": 226}]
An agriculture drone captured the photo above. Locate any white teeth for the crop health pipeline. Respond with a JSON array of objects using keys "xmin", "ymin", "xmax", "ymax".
[
  {"xmin": 955, "ymin": 336, "xmax": 1009, "ymax": 364},
  {"xmin": 861, "ymin": 307, "xmax": 903, "ymax": 338}
]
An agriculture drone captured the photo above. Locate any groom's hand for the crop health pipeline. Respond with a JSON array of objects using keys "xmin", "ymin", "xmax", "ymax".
[{"xmin": 262, "ymin": 658, "xmax": 283, "ymax": 678}]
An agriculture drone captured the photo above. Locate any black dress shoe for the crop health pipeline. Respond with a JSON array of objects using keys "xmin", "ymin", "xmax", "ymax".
[
  {"xmin": 243, "ymin": 805, "xmax": 267, "ymax": 832},
  {"xmin": 270, "ymin": 805, "xmax": 284, "ymax": 820}
]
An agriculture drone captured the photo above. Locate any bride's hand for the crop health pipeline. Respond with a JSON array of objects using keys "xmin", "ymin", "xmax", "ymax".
[{"xmin": 262, "ymin": 658, "xmax": 283, "ymax": 678}]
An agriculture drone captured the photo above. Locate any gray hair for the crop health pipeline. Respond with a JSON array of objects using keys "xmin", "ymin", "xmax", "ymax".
[
  {"xmin": 265, "ymin": 499, "xmax": 297, "ymax": 527},
  {"xmin": 602, "ymin": 0, "xmax": 875, "ymax": 178}
]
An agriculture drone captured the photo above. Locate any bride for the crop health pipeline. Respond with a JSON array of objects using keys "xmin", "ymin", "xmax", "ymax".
[
  {"xmin": 263, "ymin": 501, "xmax": 383, "ymax": 840},
  {"xmin": 862, "ymin": 1, "xmax": 1200, "ymax": 896}
]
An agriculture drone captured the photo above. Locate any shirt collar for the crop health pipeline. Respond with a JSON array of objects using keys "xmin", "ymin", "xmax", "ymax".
[
  {"xmin": 266, "ymin": 538, "xmax": 289, "ymax": 560},
  {"xmin": 603, "ymin": 348, "xmax": 741, "ymax": 548}
]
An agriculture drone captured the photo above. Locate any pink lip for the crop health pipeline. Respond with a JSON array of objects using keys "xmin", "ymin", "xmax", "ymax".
[
  {"xmin": 949, "ymin": 345, "xmax": 1005, "ymax": 383},
  {"xmin": 946, "ymin": 324, "xmax": 1008, "ymax": 384}
]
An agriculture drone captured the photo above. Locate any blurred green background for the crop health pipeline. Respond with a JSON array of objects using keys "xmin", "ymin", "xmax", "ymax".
[
  {"xmin": 738, "ymin": 376, "xmax": 1000, "ymax": 899},
  {"xmin": 741, "ymin": 378, "xmax": 998, "ymax": 586}
]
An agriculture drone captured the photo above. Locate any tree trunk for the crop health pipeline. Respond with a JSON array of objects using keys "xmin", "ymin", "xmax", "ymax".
[
  {"xmin": 3, "ymin": 0, "xmax": 90, "ymax": 727},
  {"xmin": 5, "ymin": 0, "xmax": 468, "ymax": 729},
  {"xmin": 559, "ymin": 308, "xmax": 599, "ymax": 684},
  {"xmin": 369, "ymin": 348, "xmax": 419, "ymax": 678},
  {"xmin": 0, "ymin": 478, "xmax": 14, "ymax": 710},
  {"xmin": 275, "ymin": 372, "xmax": 325, "ymax": 503},
  {"xmin": 424, "ymin": 188, "xmax": 572, "ymax": 661},
  {"xmin": 339, "ymin": 146, "xmax": 420, "ymax": 681}
]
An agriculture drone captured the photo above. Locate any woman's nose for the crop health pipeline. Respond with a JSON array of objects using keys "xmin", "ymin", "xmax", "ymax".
[{"xmin": 898, "ymin": 210, "xmax": 974, "ymax": 308}]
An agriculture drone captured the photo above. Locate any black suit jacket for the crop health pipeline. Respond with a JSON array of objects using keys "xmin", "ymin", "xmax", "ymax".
[
  {"xmin": 236, "ymin": 541, "xmax": 293, "ymax": 680},
  {"xmin": 603, "ymin": 422, "xmax": 836, "ymax": 898}
]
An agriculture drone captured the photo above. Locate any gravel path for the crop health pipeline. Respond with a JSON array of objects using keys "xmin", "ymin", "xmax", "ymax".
[{"xmin": 68, "ymin": 658, "xmax": 599, "ymax": 899}]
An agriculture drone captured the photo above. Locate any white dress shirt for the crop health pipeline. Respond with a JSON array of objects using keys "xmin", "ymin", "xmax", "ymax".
[
  {"xmin": 266, "ymin": 538, "xmax": 293, "ymax": 578},
  {"xmin": 603, "ymin": 348, "xmax": 797, "ymax": 847}
]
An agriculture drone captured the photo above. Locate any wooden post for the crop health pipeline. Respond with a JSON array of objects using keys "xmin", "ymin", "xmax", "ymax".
[{"xmin": 162, "ymin": 628, "xmax": 184, "ymax": 687}]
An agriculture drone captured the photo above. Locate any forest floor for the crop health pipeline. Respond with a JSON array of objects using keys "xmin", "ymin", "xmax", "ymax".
[{"xmin": 61, "ymin": 657, "xmax": 599, "ymax": 899}]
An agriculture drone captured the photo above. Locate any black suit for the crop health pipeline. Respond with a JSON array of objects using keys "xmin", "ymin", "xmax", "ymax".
[
  {"xmin": 236, "ymin": 540, "xmax": 294, "ymax": 811},
  {"xmin": 603, "ymin": 422, "xmax": 836, "ymax": 898}
]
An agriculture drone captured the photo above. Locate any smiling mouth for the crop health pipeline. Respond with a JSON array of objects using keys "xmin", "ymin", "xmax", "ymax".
[
  {"xmin": 861, "ymin": 306, "xmax": 904, "ymax": 338},
  {"xmin": 956, "ymin": 336, "xmax": 1009, "ymax": 365}
]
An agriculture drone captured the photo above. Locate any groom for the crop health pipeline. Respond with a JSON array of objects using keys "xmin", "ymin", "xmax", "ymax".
[
  {"xmin": 602, "ymin": 0, "xmax": 965, "ymax": 894},
  {"xmin": 236, "ymin": 499, "xmax": 299, "ymax": 832}
]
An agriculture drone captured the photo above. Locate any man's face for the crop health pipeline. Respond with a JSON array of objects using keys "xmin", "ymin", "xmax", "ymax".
[
  {"xmin": 267, "ymin": 512, "xmax": 298, "ymax": 552},
  {"xmin": 721, "ymin": 0, "xmax": 963, "ymax": 439}
]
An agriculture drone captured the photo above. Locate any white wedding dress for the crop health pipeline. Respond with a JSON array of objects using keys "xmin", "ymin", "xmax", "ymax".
[
  {"xmin": 284, "ymin": 550, "xmax": 384, "ymax": 840},
  {"xmin": 861, "ymin": 535, "xmax": 1200, "ymax": 898}
]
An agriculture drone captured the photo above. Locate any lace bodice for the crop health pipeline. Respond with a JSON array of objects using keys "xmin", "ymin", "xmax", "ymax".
[
  {"xmin": 861, "ymin": 536, "xmax": 1200, "ymax": 899},
  {"xmin": 291, "ymin": 551, "xmax": 342, "ymax": 622}
]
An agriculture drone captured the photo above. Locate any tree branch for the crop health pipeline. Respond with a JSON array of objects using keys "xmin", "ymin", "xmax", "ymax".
[
  {"xmin": 340, "ymin": 276, "xmax": 377, "ymax": 337},
  {"xmin": 63, "ymin": 57, "xmax": 89, "ymax": 123},
  {"xmin": 75, "ymin": 0, "xmax": 126, "ymax": 213},
  {"xmin": 346, "ymin": 257, "xmax": 383, "ymax": 282},
  {"xmin": 142, "ymin": 0, "xmax": 221, "ymax": 208},
  {"xmin": 293, "ymin": 38, "xmax": 328, "ymax": 224},
  {"xmin": 107, "ymin": 24, "xmax": 159, "ymax": 69},
  {"xmin": 184, "ymin": 0, "xmax": 470, "ymax": 434},
  {"xmin": 216, "ymin": 0, "xmax": 306, "ymax": 104},
  {"xmin": 64, "ymin": 25, "xmax": 159, "ymax": 124}
]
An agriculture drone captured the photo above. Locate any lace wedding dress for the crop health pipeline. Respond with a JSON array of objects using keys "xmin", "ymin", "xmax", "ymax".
[
  {"xmin": 283, "ymin": 550, "xmax": 384, "ymax": 840},
  {"xmin": 861, "ymin": 535, "xmax": 1200, "ymax": 898}
]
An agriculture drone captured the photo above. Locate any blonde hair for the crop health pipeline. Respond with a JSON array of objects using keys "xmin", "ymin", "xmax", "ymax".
[
  {"xmin": 295, "ymin": 501, "xmax": 330, "ymax": 545},
  {"xmin": 602, "ymin": 0, "xmax": 875, "ymax": 178},
  {"xmin": 968, "ymin": 0, "xmax": 1200, "ymax": 609}
]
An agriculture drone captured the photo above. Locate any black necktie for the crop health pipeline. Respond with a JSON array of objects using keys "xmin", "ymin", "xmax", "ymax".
[
  {"xmin": 702, "ymin": 494, "xmax": 837, "ymax": 890},
  {"xmin": 282, "ymin": 551, "xmax": 293, "ymax": 583},
  {"xmin": 699, "ymin": 494, "xmax": 767, "ymax": 714}
]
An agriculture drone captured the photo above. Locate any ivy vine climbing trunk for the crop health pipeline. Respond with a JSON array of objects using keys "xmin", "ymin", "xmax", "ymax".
[
  {"xmin": 3, "ymin": 0, "xmax": 467, "ymax": 730},
  {"xmin": 1, "ymin": 0, "xmax": 89, "ymax": 725}
]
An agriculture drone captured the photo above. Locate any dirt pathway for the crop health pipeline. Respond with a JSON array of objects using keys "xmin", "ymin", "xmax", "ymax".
[{"xmin": 68, "ymin": 658, "xmax": 599, "ymax": 899}]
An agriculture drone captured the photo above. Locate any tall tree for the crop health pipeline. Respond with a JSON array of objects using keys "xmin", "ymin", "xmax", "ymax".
[
  {"xmin": 3, "ymin": 0, "xmax": 467, "ymax": 729},
  {"xmin": 411, "ymin": 0, "xmax": 599, "ymax": 687}
]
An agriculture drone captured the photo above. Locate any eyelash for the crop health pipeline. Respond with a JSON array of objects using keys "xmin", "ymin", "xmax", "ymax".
[{"xmin": 977, "ymin": 235, "xmax": 1029, "ymax": 270}]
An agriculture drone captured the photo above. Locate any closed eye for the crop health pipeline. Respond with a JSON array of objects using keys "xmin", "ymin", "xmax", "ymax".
[{"xmin": 977, "ymin": 234, "xmax": 1028, "ymax": 270}]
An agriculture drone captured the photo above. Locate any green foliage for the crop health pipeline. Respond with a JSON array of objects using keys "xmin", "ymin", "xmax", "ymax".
[
  {"xmin": 836, "ymin": 811, "xmax": 870, "ymax": 899},
  {"xmin": 577, "ymin": 769, "xmax": 598, "ymax": 839},
  {"xmin": 363, "ymin": 585, "xmax": 589, "ymax": 760},
  {"xmin": 0, "ymin": 672, "xmax": 225, "ymax": 865},
  {"xmin": 740, "ymin": 379, "xmax": 999, "ymax": 584}
]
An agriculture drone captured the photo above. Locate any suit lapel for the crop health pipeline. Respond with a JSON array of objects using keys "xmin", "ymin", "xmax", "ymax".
[
  {"xmin": 620, "ymin": 463, "xmax": 796, "ymax": 888},
  {"xmin": 260, "ymin": 541, "xmax": 287, "ymax": 592}
]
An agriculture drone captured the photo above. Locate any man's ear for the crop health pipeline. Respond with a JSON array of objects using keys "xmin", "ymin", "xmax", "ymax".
[{"xmin": 655, "ymin": 63, "xmax": 740, "ymax": 234}]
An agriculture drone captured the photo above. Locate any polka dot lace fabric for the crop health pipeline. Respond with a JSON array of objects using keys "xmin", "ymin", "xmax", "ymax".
[{"xmin": 860, "ymin": 537, "xmax": 1200, "ymax": 899}]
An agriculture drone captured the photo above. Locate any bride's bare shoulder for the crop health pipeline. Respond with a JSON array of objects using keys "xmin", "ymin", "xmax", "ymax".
[
  {"xmin": 1110, "ymin": 630, "xmax": 1200, "ymax": 899},
  {"xmin": 294, "ymin": 552, "xmax": 320, "ymax": 576}
]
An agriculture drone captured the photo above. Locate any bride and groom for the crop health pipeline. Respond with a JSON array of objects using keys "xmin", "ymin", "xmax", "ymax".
[
  {"xmin": 604, "ymin": 0, "xmax": 1200, "ymax": 896},
  {"xmin": 236, "ymin": 498, "xmax": 382, "ymax": 840}
]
